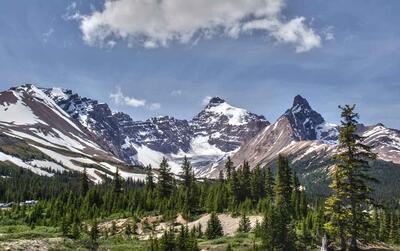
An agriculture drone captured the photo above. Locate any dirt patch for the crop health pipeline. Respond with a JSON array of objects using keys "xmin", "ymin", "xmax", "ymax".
[{"xmin": 188, "ymin": 213, "xmax": 263, "ymax": 236}]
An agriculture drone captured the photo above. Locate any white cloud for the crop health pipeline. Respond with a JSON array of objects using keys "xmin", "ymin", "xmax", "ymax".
[
  {"xmin": 76, "ymin": 0, "xmax": 323, "ymax": 53},
  {"xmin": 148, "ymin": 103, "xmax": 161, "ymax": 110},
  {"xmin": 110, "ymin": 87, "xmax": 162, "ymax": 110},
  {"xmin": 322, "ymin": 26, "xmax": 335, "ymax": 41},
  {"xmin": 202, "ymin": 96, "xmax": 212, "ymax": 105},
  {"xmin": 110, "ymin": 87, "xmax": 146, "ymax": 107},
  {"xmin": 171, "ymin": 90, "xmax": 182, "ymax": 96},
  {"xmin": 42, "ymin": 28, "xmax": 54, "ymax": 43}
]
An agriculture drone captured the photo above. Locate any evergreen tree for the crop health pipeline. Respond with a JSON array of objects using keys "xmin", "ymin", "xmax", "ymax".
[
  {"xmin": 71, "ymin": 222, "xmax": 80, "ymax": 239},
  {"xmin": 61, "ymin": 216, "xmax": 70, "ymax": 237},
  {"xmin": 250, "ymin": 165, "xmax": 264, "ymax": 203},
  {"xmin": 157, "ymin": 157, "xmax": 174, "ymax": 198},
  {"xmin": 326, "ymin": 105, "xmax": 377, "ymax": 251},
  {"xmin": 125, "ymin": 222, "xmax": 132, "ymax": 236},
  {"xmin": 160, "ymin": 227, "xmax": 176, "ymax": 251},
  {"xmin": 90, "ymin": 220, "xmax": 99, "ymax": 250},
  {"xmin": 181, "ymin": 156, "xmax": 194, "ymax": 188},
  {"xmin": 238, "ymin": 213, "xmax": 251, "ymax": 233},
  {"xmin": 113, "ymin": 168, "xmax": 122, "ymax": 194},
  {"xmin": 187, "ymin": 227, "xmax": 199, "ymax": 251},
  {"xmin": 180, "ymin": 157, "xmax": 197, "ymax": 213},
  {"xmin": 225, "ymin": 157, "xmax": 234, "ymax": 181},
  {"xmin": 206, "ymin": 212, "xmax": 223, "ymax": 239},
  {"xmin": 111, "ymin": 220, "xmax": 117, "ymax": 235},
  {"xmin": 271, "ymin": 155, "xmax": 296, "ymax": 250},
  {"xmin": 324, "ymin": 171, "xmax": 350, "ymax": 250},
  {"xmin": 80, "ymin": 167, "xmax": 89, "ymax": 196},
  {"xmin": 241, "ymin": 161, "xmax": 251, "ymax": 200},
  {"xmin": 230, "ymin": 169, "xmax": 241, "ymax": 205},
  {"xmin": 264, "ymin": 166, "xmax": 275, "ymax": 201},
  {"xmin": 176, "ymin": 225, "xmax": 189, "ymax": 251},
  {"xmin": 145, "ymin": 165, "xmax": 155, "ymax": 191},
  {"xmin": 274, "ymin": 154, "xmax": 292, "ymax": 207}
]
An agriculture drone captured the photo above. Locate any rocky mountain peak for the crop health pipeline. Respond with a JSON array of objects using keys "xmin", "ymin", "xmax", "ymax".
[
  {"xmin": 206, "ymin": 96, "xmax": 225, "ymax": 107},
  {"xmin": 292, "ymin": 94, "xmax": 310, "ymax": 108},
  {"xmin": 283, "ymin": 95, "xmax": 337, "ymax": 141}
]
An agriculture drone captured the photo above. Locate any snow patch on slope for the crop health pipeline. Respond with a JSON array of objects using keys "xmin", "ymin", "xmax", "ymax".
[
  {"xmin": 0, "ymin": 91, "xmax": 47, "ymax": 125},
  {"xmin": 29, "ymin": 160, "xmax": 66, "ymax": 172},
  {"xmin": 206, "ymin": 102, "xmax": 248, "ymax": 126},
  {"xmin": 0, "ymin": 152, "xmax": 53, "ymax": 176}
]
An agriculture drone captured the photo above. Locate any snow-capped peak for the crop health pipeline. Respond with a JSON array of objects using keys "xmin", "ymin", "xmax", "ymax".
[
  {"xmin": 205, "ymin": 101, "xmax": 249, "ymax": 126},
  {"xmin": 42, "ymin": 87, "xmax": 70, "ymax": 102}
]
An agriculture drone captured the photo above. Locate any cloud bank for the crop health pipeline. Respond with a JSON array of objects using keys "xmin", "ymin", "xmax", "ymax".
[
  {"xmin": 77, "ymin": 0, "xmax": 322, "ymax": 52},
  {"xmin": 110, "ymin": 87, "xmax": 160, "ymax": 110}
]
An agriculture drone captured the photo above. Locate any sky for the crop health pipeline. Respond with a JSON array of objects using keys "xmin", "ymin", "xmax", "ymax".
[{"xmin": 0, "ymin": 0, "xmax": 399, "ymax": 127}]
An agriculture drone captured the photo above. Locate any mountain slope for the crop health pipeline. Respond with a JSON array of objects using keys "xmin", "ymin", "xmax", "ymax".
[{"xmin": 0, "ymin": 85, "xmax": 145, "ymax": 182}]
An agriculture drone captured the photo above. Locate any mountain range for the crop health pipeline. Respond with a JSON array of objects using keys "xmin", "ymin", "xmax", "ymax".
[{"xmin": 1, "ymin": 84, "xmax": 399, "ymax": 196}]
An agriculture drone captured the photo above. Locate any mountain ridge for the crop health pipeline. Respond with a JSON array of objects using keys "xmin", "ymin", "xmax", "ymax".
[{"xmin": 1, "ymin": 84, "xmax": 399, "ymax": 191}]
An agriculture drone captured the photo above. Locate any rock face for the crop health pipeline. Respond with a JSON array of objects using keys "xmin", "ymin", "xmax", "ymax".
[{"xmin": 284, "ymin": 95, "xmax": 338, "ymax": 142}]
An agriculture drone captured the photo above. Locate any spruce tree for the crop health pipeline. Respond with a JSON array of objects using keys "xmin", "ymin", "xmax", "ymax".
[
  {"xmin": 324, "ymin": 171, "xmax": 350, "ymax": 250},
  {"xmin": 176, "ymin": 225, "xmax": 189, "ymax": 251},
  {"xmin": 145, "ymin": 165, "xmax": 155, "ymax": 191},
  {"xmin": 188, "ymin": 227, "xmax": 199, "ymax": 251},
  {"xmin": 80, "ymin": 167, "xmax": 89, "ymax": 196},
  {"xmin": 264, "ymin": 166, "xmax": 275, "ymax": 201},
  {"xmin": 160, "ymin": 227, "xmax": 176, "ymax": 251},
  {"xmin": 206, "ymin": 212, "xmax": 223, "ymax": 239},
  {"xmin": 272, "ymin": 155, "xmax": 296, "ymax": 250},
  {"xmin": 238, "ymin": 213, "xmax": 251, "ymax": 233},
  {"xmin": 157, "ymin": 157, "xmax": 174, "ymax": 198},
  {"xmin": 250, "ymin": 165, "xmax": 264, "ymax": 203},
  {"xmin": 181, "ymin": 156, "xmax": 194, "ymax": 188},
  {"xmin": 180, "ymin": 156, "xmax": 196, "ymax": 213},
  {"xmin": 225, "ymin": 157, "xmax": 234, "ymax": 180},
  {"xmin": 326, "ymin": 105, "xmax": 377, "ymax": 251},
  {"xmin": 274, "ymin": 154, "xmax": 292, "ymax": 207},
  {"xmin": 71, "ymin": 222, "xmax": 80, "ymax": 239},
  {"xmin": 113, "ymin": 168, "xmax": 122, "ymax": 194},
  {"xmin": 241, "ymin": 161, "xmax": 251, "ymax": 200},
  {"xmin": 125, "ymin": 222, "xmax": 132, "ymax": 236},
  {"xmin": 90, "ymin": 220, "xmax": 99, "ymax": 250}
]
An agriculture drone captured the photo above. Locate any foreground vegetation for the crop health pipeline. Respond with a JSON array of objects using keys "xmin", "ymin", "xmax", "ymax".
[{"xmin": 1, "ymin": 105, "xmax": 400, "ymax": 250}]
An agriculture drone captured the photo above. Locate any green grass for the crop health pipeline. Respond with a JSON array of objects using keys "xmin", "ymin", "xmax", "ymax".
[
  {"xmin": 98, "ymin": 236, "xmax": 147, "ymax": 251},
  {"xmin": 198, "ymin": 233, "xmax": 262, "ymax": 251},
  {"xmin": 0, "ymin": 224, "xmax": 59, "ymax": 241}
]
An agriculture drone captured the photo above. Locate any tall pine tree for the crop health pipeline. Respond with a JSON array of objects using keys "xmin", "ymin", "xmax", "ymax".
[
  {"xmin": 325, "ymin": 105, "xmax": 377, "ymax": 251},
  {"xmin": 157, "ymin": 157, "xmax": 174, "ymax": 198}
]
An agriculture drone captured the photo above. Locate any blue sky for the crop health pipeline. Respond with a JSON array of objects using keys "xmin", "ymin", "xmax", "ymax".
[{"xmin": 0, "ymin": 0, "xmax": 399, "ymax": 127}]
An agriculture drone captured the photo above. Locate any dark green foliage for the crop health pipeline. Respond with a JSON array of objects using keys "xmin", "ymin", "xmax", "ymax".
[
  {"xmin": 113, "ymin": 168, "xmax": 122, "ymax": 194},
  {"xmin": 90, "ymin": 220, "xmax": 99, "ymax": 250},
  {"xmin": 80, "ymin": 167, "xmax": 89, "ymax": 196},
  {"xmin": 205, "ymin": 212, "xmax": 223, "ymax": 239},
  {"xmin": 238, "ymin": 213, "xmax": 251, "ymax": 233},
  {"xmin": 225, "ymin": 157, "xmax": 233, "ymax": 181},
  {"xmin": 145, "ymin": 165, "xmax": 155, "ymax": 191},
  {"xmin": 157, "ymin": 157, "xmax": 174, "ymax": 199},
  {"xmin": 325, "ymin": 105, "xmax": 377, "ymax": 250}
]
